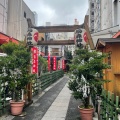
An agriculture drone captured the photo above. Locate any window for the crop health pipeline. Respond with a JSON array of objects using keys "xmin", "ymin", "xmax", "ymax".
[
  {"xmin": 91, "ymin": 3, "xmax": 94, "ymax": 8},
  {"xmin": 108, "ymin": 51, "xmax": 112, "ymax": 65},
  {"xmin": 91, "ymin": 12, "xmax": 94, "ymax": 15},
  {"xmin": 24, "ymin": 12, "xmax": 26, "ymax": 18}
]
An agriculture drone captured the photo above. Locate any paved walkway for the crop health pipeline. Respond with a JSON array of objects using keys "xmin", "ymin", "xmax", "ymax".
[
  {"xmin": 1, "ymin": 75, "xmax": 98, "ymax": 120},
  {"xmin": 41, "ymin": 83, "xmax": 71, "ymax": 120}
]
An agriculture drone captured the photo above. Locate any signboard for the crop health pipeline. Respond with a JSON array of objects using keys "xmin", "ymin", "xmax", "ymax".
[
  {"xmin": 74, "ymin": 28, "xmax": 88, "ymax": 47},
  {"xmin": 53, "ymin": 56, "xmax": 56, "ymax": 71},
  {"xmin": 27, "ymin": 28, "xmax": 39, "ymax": 46},
  {"xmin": 48, "ymin": 53, "xmax": 50, "ymax": 71},
  {"xmin": 31, "ymin": 47, "xmax": 38, "ymax": 74}
]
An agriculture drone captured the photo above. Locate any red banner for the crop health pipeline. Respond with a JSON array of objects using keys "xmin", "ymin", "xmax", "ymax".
[
  {"xmin": 62, "ymin": 59, "xmax": 65, "ymax": 70},
  {"xmin": 31, "ymin": 47, "xmax": 38, "ymax": 74},
  {"xmin": 53, "ymin": 56, "xmax": 56, "ymax": 71},
  {"xmin": 48, "ymin": 53, "xmax": 50, "ymax": 71}
]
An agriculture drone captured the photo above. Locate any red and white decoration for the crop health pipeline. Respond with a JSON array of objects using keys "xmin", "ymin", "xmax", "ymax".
[
  {"xmin": 48, "ymin": 53, "xmax": 51, "ymax": 71},
  {"xmin": 31, "ymin": 47, "xmax": 38, "ymax": 74},
  {"xmin": 27, "ymin": 28, "xmax": 39, "ymax": 46},
  {"xmin": 53, "ymin": 56, "xmax": 57, "ymax": 71},
  {"xmin": 62, "ymin": 59, "xmax": 65, "ymax": 70}
]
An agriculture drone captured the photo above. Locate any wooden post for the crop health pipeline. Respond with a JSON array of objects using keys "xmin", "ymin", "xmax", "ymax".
[
  {"xmin": 27, "ymin": 46, "xmax": 32, "ymax": 102},
  {"xmin": 27, "ymin": 83, "xmax": 32, "ymax": 101},
  {"xmin": 23, "ymin": 38, "xmax": 33, "ymax": 103},
  {"xmin": 84, "ymin": 15, "xmax": 94, "ymax": 50}
]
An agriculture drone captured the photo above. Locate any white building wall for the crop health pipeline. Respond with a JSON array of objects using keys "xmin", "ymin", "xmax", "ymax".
[
  {"xmin": 113, "ymin": 0, "xmax": 120, "ymax": 28},
  {"xmin": 33, "ymin": 11, "xmax": 38, "ymax": 26},
  {"xmin": 94, "ymin": 0, "xmax": 101, "ymax": 32},
  {"xmin": 88, "ymin": 0, "xmax": 120, "ymax": 48},
  {"xmin": 101, "ymin": 0, "xmax": 113, "ymax": 30},
  {"xmin": 7, "ymin": 0, "xmax": 35, "ymax": 41},
  {"xmin": 66, "ymin": 32, "xmax": 75, "ymax": 55},
  {"xmin": 0, "ymin": 0, "xmax": 8, "ymax": 34}
]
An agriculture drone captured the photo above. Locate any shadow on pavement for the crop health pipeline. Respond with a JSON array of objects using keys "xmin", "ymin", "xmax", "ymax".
[{"xmin": 66, "ymin": 95, "xmax": 81, "ymax": 120}]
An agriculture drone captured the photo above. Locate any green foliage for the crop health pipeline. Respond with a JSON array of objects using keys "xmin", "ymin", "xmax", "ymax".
[
  {"xmin": 38, "ymin": 56, "xmax": 48, "ymax": 75},
  {"xmin": 65, "ymin": 51, "xmax": 73, "ymax": 61},
  {"xmin": 68, "ymin": 45, "xmax": 110, "ymax": 108},
  {"xmin": 0, "ymin": 43, "xmax": 35, "ymax": 101}
]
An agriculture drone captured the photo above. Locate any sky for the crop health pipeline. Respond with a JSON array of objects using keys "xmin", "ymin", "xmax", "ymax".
[{"xmin": 23, "ymin": 0, "xmax": 88, "ymax": 26}]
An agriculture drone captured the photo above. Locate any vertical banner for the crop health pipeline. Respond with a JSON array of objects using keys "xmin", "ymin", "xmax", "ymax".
[
  {"xmin": 53, "ymin": 56, "xmax": 56, "ymax": 71},
  {"xmin": 31, "ymin": 47, "xmax": 38, "ymax": 74},
  {"xmin": 62, "ymin": 59, "xmax": 65, "ymax": 70},
  {"xmin": 48, "ymin": 53, "xmax": 50, "ymax": 71}
]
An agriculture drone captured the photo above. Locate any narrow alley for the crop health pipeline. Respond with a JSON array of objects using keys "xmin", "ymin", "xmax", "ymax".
[{"xmin": 1, "ymin": 76, "xmax": 81, "ymax": 120}]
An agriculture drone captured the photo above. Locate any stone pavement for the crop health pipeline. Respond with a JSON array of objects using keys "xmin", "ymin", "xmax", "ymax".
[
  {"xmin": 41, "ymin": 83, "xmax": 71, "ymax": 120},
  {"xmin": 0, "ymin": 75, "xmax": 98, "ymax": 120}
]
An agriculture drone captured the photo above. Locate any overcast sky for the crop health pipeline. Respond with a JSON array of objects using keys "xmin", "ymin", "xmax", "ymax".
[{"xmin": 23, "ymin": 0, "xmax": 88, "ymax": 26}]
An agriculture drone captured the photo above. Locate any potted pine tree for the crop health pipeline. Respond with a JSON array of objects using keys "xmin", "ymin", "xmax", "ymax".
[
  {"xmin": 68, "ymin": 45, "xmax": 110, "ymax": 120},
  {"xmin": 0, "ymin": 43, "xmax": 35, "ymax": 115}
]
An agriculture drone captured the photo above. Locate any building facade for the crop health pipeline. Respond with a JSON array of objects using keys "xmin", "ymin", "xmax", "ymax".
[
  {"xmin": 7, "ymin": 0, "xmax": 35, "ymax": 41},
  {"xmin": 88, "ymin": 0, "xmax": 95, "ymax": 33},
  {"xmin": 101, "ymin": 0, "xmax": 113, "ymax": 30},
  {"xmin": 113, "ymin": 0, "xmax": 120, "ymax": 28},
  {"xmin": 94, "ymin": 0, "xmax": 101, "ymax": 32},
  {"xmin": 0, "ymin": 0, "xmax": 8, "ymax": 34},
  {"xmin": 88, "ymin": 0, "xmax": 120, "ymax": 47}
]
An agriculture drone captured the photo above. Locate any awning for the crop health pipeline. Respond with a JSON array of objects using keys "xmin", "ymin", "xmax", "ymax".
[
  {"xmin": 113, "ymin": 31, "xmax": 120, "ymax": 38},
  {"xmin": 96, "ymin": 38, "xmax": 120, "ymax": 49},
  {"xmin": 0, "ymin": 32, "xmax": 19, "ymax": 45}
]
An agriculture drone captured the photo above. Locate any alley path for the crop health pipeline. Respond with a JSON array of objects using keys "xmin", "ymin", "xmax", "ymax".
[{"xmin": 2, "ymin": 75, "xmax": 71, "ymax": 120}]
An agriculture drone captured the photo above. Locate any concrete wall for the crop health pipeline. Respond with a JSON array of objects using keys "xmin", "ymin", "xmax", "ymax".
[
  {"xmin": 101, "ymin": 0, "xmax": 113, "ymax": 30},
  {"xmin": 94, "ymin": 0, "xmax": 101, "ymax": 32},
  {"xmin": 7, "ymin": 0, "xmax": 35, "ymax": 41},
  {"xmin": 92, "ymin": 25, "xmax": 119, "ymax": 46},
  {"xmin": 0, "ymin": 0, "xmax": 8, "ymax": 34}
]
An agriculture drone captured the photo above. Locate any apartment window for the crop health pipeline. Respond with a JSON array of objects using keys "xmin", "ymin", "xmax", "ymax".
[
  {"xmin": 91, "ymin": 12, "xmax": 94, "ymax": 15},
  {"xmin": 91, "ymin": 3, "xmax": 94, "ymax": 8},
  {"xmin": 24, "ymin": 12, "xmax": 26, "ymax": 18}
]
